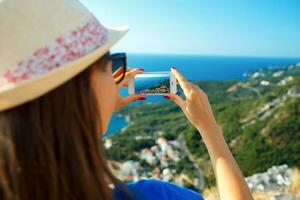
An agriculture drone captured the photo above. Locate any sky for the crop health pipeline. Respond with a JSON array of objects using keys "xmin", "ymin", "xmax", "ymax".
[{"xmin": 80, "ymin": 0, "xmax": 300, "ymax": 58}]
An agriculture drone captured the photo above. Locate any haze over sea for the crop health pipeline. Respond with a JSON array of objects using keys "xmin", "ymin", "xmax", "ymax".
[{"xmin": 104, "ymin": 54, "xmax": 300, "ymax": 136}]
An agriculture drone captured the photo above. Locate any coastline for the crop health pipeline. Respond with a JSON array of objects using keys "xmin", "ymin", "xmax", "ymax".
[
  {"xmin": 114, "ymin": 113, "xmax": 133, "ymax": 133},
  {"xmin": 120, "ymin": 114, "xmax": 134, "ymax": 133}
]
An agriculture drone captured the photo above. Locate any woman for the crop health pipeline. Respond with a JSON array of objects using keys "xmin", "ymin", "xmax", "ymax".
[{"xmin": 0, "ymin": 0, "xmax": 253, "ymax": 199}]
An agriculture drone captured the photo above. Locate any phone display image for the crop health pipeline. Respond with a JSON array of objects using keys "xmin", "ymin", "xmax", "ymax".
[
  {"xmin": 136, "ymin": 73, "xmax": 169, "ymax": 94},
  {"xmin": 128, "ymin": 71, "xmax": 177, "ymax": 95}
]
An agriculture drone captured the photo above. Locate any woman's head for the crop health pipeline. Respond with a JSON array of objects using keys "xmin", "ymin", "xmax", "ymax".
[{"xmin": 0, "ymin": 52, "xmax": 132, "ymax": 199}]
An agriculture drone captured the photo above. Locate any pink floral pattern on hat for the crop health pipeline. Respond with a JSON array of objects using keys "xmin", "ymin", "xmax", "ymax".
[{"xmin": 0, "ymin": 16, "xmax": 108, "ymax": 89}]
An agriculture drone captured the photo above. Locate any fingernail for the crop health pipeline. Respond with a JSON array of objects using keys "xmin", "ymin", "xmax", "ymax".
[
  {"xmin": 171, "ymin": 66, "xmax": 176, "ymax": 70},
  {"xmin": 138, "ymin": 97, "xmax": 146, "ymax": 100},
  {"xmin": 163, "ymin": 95, "xmax": 170, "ymax": 99},
  {"xmin": 139, "ymin": 68, "xmax": 144, "ymax": 71}
]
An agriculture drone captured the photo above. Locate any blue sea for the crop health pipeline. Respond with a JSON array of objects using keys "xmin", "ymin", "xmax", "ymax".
[{"xmin": 104, "ymin": 54, "xmax": 300, "ymax": 136}]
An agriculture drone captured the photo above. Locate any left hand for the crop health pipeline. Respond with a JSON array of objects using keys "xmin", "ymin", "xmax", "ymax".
[{"xmin": 113, "ymin": 67, "xmax": 145, "ymax": 112}]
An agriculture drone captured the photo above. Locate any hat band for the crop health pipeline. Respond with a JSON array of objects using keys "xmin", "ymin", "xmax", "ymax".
[{"xmin": 0, "ymin": 16, "xmax": 108, "ymax": 91}]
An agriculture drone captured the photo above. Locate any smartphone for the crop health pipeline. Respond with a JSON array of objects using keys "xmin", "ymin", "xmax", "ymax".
[{"xmin": 128, "ymin": 71, "xmax": 177, "ymax": 95}]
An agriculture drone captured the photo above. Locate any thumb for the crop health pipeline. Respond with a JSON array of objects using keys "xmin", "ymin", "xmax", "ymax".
[{"xmin": 163, "ymin": 93, "xmax": 185, "ymax": 110}]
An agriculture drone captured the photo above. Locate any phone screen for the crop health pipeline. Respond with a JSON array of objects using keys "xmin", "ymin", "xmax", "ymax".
[{"xmin": 134, "ymin": 72, "xmax": 170, "ymax": 95}]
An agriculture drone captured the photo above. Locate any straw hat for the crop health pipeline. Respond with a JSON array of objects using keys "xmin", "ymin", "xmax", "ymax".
[{"xmin": 0, "ymin": 0, "xmax": 129, "ymax": 112}]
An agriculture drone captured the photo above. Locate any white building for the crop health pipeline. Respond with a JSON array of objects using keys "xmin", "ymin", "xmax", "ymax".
[
  {"xmin": 119, "ymin": 160, "xmax": 141, "ymax": 179},
  {"xmin": 140, "ymin": 148, "xmax": 157, "ymax": 165},
  {"xmin": 260, "ymin": 80, "xmax": 270, "ymax": 86},
  {"xmin": 272, "ymin": 71, "xmax": 284, "ymax": 77},
  {"xmin": 161, "ymin": 168, "xmax": 174, "ymax": 181},
  {"xmin": 278, "ymin": 76, "xmax": 294, "ymax": 86},
  {"xmin": 251, "ymin": 72, "xmax": 263, "ymax": 79},
  {"xmin": 157, "ymin": 137, "xmax": 168, "ymax": 152},
  {"xmin": 104, "ymin": 138, "xmax": 112, "ymax": 149}
]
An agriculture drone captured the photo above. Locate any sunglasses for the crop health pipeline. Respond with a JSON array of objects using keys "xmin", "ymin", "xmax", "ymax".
[{"xmin": 108, "ymin": 53, "xmax": 127, "ymax": 84}]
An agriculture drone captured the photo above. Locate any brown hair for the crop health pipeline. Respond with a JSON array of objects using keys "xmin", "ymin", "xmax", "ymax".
[{"xmin": 0, "ymin": 53, "xmax": 134, "ymax": 199}]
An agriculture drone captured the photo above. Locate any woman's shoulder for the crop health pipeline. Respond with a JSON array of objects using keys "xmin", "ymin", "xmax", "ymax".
[{"xmin": 114, "ymin": 179, "xmax": 204, "ymax": 200}]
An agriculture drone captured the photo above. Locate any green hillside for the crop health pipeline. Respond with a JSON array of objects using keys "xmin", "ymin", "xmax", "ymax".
[{"xmin": 105, "ymin": 63, "xmax": 300, "ymax": 190}]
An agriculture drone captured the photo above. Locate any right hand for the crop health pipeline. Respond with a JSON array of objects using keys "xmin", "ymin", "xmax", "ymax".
[{"xmin": 164, "ymin": 67, "xmax": 218, "ymax": 134}]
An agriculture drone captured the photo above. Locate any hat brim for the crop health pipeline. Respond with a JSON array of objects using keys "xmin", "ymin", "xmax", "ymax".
[{"xmin": 0, "ymin": 26, "xmax": 130, "ymax": 111}]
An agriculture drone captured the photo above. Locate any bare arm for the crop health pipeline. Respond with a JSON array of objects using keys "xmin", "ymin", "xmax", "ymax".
[
  {"xmin": 197, "ymin": 123, "xmax": 253, "ymax": 200},
  {"xmin": 165, "ymin": 67, "xmax": 253, "ymax": 200}
]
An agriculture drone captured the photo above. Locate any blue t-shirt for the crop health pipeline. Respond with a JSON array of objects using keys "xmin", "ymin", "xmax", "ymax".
[{"xmin": 113, "ymin": 179, "xmax": 204, "ymax": 200}]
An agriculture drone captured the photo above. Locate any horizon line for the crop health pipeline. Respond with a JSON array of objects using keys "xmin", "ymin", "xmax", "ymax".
[{"xmin": 115, "ymin": 51, "xmax": 300, "ymax": 60}]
